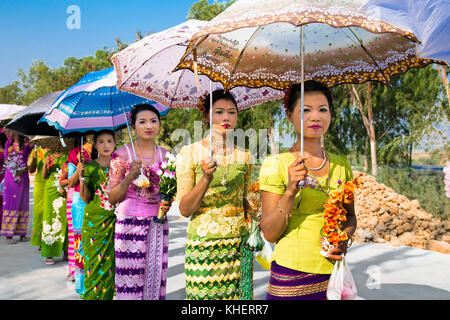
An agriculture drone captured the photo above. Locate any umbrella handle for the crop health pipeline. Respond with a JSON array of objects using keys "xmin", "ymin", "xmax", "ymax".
[
  {"xmin": 59, "ymin": 131, "xmax": 66, "ymax": 148},
  {"xmin": 119, "ymin": 94, "xmax": 138, "ymax": 161},
  {"xmin": 80, "ymin": 135, "xmax": 84, "ymax": 164}
]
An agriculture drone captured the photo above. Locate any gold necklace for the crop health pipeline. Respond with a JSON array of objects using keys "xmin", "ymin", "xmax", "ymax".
[
  {"xmin": 135, "ymin": 143, "xmax": 156, "ymax": 169},
  {"xmin": 96, "ymin": 160, "xmax": 110, "ymax": 181}
]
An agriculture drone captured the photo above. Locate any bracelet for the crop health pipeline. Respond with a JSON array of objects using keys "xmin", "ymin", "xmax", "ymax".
[
  {"xmin": 277, "ymin": 200, "xmax": 292, "ymax": 222},
  {"xmin": 80, "ymin": 177, "xmax": 86, "ymax": 182},
  {"xmin": 346, "ymin": 234, "xmax": 353, "ymax": 248}
]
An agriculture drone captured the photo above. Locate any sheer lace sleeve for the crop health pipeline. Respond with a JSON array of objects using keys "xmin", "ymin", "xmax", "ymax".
[
  {"xmin": 107, "ymin": 146, "xmax": 131, "ymax": 193},
  {"xmin": 175, "ymin": 144, "xmax": 196, "ymax": 202}
]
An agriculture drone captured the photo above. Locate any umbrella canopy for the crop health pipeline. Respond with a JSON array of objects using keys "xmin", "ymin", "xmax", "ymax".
[
  {"xmin": 176, "ymin": 0, "xmax": 447, "ymax": 91},
  {"xmin": 0, "ymin": 104, "xmax": 27, "ymax": 121},
  {"xmin": 112, "ymin": 19, "xmax": 284, "ymax": 111},
  {"xmin": 39, "ymin": 67, "xmax": 170, "ymax": 135},
  {"xmin": 29, "ymin": 135, "xmax": 75, "ymax": 153},
  {"xmin": 5, "ymin": 90, "xmax": 65, "ymax": 136},
  {"xmin": 361, "ymin": 0, "xmax": 450, "ymax": 63}
]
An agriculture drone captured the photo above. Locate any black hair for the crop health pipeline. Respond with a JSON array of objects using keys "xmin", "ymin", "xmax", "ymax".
[
  {"xmin": 74, "ymin": 133, "xmax": 91, "ymax": 149},
  {"xmin": 0, "ymin": 133, "xmax": 7, "ymax": 150},
  {"xmin": 91, "ymin": 129, "xmax": 116, "ymax": 160},
  {"xmin": 284, "ymin": 80, "xmax": 334, "ymax": 117},
  {"xmin": 130, "ymin": 104, "xmax": 161, "ymax": 126},
  {"xmin": 202, "ymin": 89, "xmax": 238, "ymax": 118}
]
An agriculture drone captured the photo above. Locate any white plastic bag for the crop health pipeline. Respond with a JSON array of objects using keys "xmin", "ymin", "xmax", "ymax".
[
  {"xmin": 255, "ymin": 234, "xmax": 274, "ymax": 270},
  {"xmin": 326, "ymin": 257, "xmax": 357, "ymax": 300}
]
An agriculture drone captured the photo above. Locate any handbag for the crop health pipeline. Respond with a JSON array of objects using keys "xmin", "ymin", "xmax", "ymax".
[{"xmin": 326, "ymin": 256, "xmax": 358, "ymax": 300}]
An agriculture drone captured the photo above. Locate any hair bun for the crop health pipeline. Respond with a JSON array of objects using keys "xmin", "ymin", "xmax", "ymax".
[{"xmin": 283, "ymin": 86, "xmax": 293, "ymax": 114}]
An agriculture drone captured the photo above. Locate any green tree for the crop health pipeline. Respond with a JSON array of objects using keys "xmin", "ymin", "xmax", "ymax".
[
  {"xmin": 379, "ymin": 65, "xmax": 448, "ymax": 165},
  {"xmin": 186, "ymin": 0, "xmax": 235, "ymax": 21},
  {"xmin": 0, "ymin": 81, "xmax": 23, "ymax": 105},
  {"xmin": 15, "ymin": 49, "xmax": 114, "ymax": 105},
  {"xmin": 327, "ymin": 64, "xmax": 448, "ymax": 174}
]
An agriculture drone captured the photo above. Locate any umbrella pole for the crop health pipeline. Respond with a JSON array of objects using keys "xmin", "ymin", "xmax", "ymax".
[
  {"xmin": 119, "ymin": 94, "xmax": 137, "ymax": 161},
  {"xmin": 210, "ymin": 80, "xmax": 213, "ymax": 159},
  {"xmin": 80, "ymin": 135, "xmax": 84, "ymax": 163},
  {"xmin": 300, "ymin": 25, "xmax": 305, "ymax": 157},
  {"xmin": 297, "ymin": 25, "xmax": 306, "ymax": 189},
  {"xmin": 125, "ymin": 116, "xmax": 138, "ymax": 161}
]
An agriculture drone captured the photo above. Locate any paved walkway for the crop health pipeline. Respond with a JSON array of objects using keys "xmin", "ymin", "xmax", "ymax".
[{"xmin": 0, "ymin": 185, "xmax": 449, "ymax": 300}]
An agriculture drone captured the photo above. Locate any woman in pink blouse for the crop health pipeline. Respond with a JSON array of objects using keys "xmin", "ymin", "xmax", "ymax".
[{"xmin": 107, "ymin": 104, "xmax": 172, "ymax": 300}]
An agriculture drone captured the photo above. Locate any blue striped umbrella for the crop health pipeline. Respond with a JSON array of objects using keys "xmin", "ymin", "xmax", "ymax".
[{"xmin": 39, "ymin": 67, "xmax": 170, "ymax": 135}]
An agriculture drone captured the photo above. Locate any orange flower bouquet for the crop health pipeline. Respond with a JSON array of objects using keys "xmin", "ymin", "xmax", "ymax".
[{"xmin": 320, "ymin": 176, "xmax": 362, "ymax": 258}]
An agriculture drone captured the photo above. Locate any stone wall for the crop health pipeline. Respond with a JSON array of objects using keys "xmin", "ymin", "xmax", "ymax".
[{"xmin": 353, "ymin": 171, "xmax": 450, "ymax": 254}]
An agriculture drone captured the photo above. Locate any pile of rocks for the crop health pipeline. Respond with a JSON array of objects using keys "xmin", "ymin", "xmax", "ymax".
[{"xmin": 353, "ymin": 171, "xmax": 450, "ymax": 254}]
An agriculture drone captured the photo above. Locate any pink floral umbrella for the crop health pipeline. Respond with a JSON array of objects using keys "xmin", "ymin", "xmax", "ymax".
[{"xmin": 111, "ymin": 19, "xmax": 284, "ymax": 111}]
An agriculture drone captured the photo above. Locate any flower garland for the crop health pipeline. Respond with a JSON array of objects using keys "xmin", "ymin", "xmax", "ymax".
[
  {"xmin": 95, "ymin": 181, "xmax": 116, "ymax": 211},
  {"xmin": 47, "ymin": 153, "xmax": 57, "ymax": 168},
  {"xmin": 56, "ymin": 163, "xmax": 69, "ymax": 197},
  {"xmin": 321, "ymin": 176, "xmax": 362, "ymax": 247}
]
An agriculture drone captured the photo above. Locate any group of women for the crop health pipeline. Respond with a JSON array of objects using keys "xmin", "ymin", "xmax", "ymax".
[{"xmin": 0, "ymin": 80, "xmax": 357, "ymax": 300}]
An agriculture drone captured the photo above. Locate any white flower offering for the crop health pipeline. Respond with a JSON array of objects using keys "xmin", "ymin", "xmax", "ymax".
[{"xmin": 134, "ymin": 168, "xmax": 150, "ymax": 188}]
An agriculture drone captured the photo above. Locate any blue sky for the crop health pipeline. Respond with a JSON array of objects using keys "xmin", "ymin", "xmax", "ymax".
[{"xmin": 0, "ymin": 0, "xmax": 195, "ymax": 87}]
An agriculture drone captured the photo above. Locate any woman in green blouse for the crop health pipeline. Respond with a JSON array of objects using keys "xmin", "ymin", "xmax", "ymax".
[
  {"xmin": 176, "ymin": 90, "xmax": 254, "ymax": 300},
  {"xmin": 259, "ymin": 80, "xmax": 357, "ymax": 300},
  {"xmin": 78, "ymin": 130, "xmax": 116, "ymax": 300},
  {"xmin": 41, "ymin": 150, "xmax": 69, "ymax": 265},
  {"xmin": 29, "ymin": 146, "xmax": 49, "ymax": 248}
]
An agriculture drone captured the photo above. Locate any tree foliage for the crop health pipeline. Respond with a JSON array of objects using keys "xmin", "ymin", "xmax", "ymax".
[
  {"xmin": 186, "ymin": 0, "xmax": 235, "ymax": 21},
  {"xmin": 0, "ymin": 49, "xmax": 114, "ymax": 107}
]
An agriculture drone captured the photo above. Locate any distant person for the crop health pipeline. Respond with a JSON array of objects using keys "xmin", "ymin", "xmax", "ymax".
[
  {"xmin": 29, "ymin": 145, "xmax": 49, "ymax": 251},
  {"xmin": 0, "ymin": 130, "xmax": 7, "ymax": 230},
  {"xmin": 40, "ymin": 143, "xmax": 69, "ymax": 265},
  {"xmin": 67, "ymin": 135, "xmax": 92, "ymax": 295},
  {"xmin": 1, "ymin": 131, "xmax": 32, "ymax": 244}
]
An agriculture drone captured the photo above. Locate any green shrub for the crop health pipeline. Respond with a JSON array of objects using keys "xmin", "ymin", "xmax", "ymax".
[{"xmin": 376, "ymin": 165, "xmax": 449, "ymax": 219}]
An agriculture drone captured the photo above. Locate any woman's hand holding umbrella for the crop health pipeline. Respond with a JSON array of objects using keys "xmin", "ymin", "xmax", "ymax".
[
  {"xmin": 200, "ymin": 156, "xmax": 217, "ymax": 183},
  {"xmin": 76, "ymin": 162, "xmax": 85, "ymax": 180},
  {"xmin": 126, "ymin": 160, "xmax": 143, "ymax": 183},
  {"xmin": 286, "ymin": 155, "xmax": 309, "ymax": 196}
]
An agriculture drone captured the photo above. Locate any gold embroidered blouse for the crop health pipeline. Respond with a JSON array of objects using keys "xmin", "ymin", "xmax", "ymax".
[{"xmin": 175, "ymin": 141, "xmax": 253, "ymax": 241}]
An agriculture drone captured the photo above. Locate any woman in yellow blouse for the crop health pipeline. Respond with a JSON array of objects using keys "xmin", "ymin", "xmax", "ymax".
[
  {"xmin": 176, "ymin": 89, "xmax": 253, "ymax": 300},
  {"xmin": 259, "ymin": 80, "xmax": 357, "ymax": 300}
]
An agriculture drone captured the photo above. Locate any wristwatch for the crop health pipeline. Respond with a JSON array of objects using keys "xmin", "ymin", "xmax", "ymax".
[{"xmin": 80, "ymin": 177, "xmax": 86, "ymax": 182}]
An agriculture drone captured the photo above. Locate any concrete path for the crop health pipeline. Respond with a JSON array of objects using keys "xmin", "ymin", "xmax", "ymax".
[{"xmin": 0, "ymin": 185, "xmax": 449, "ymax": 300}]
